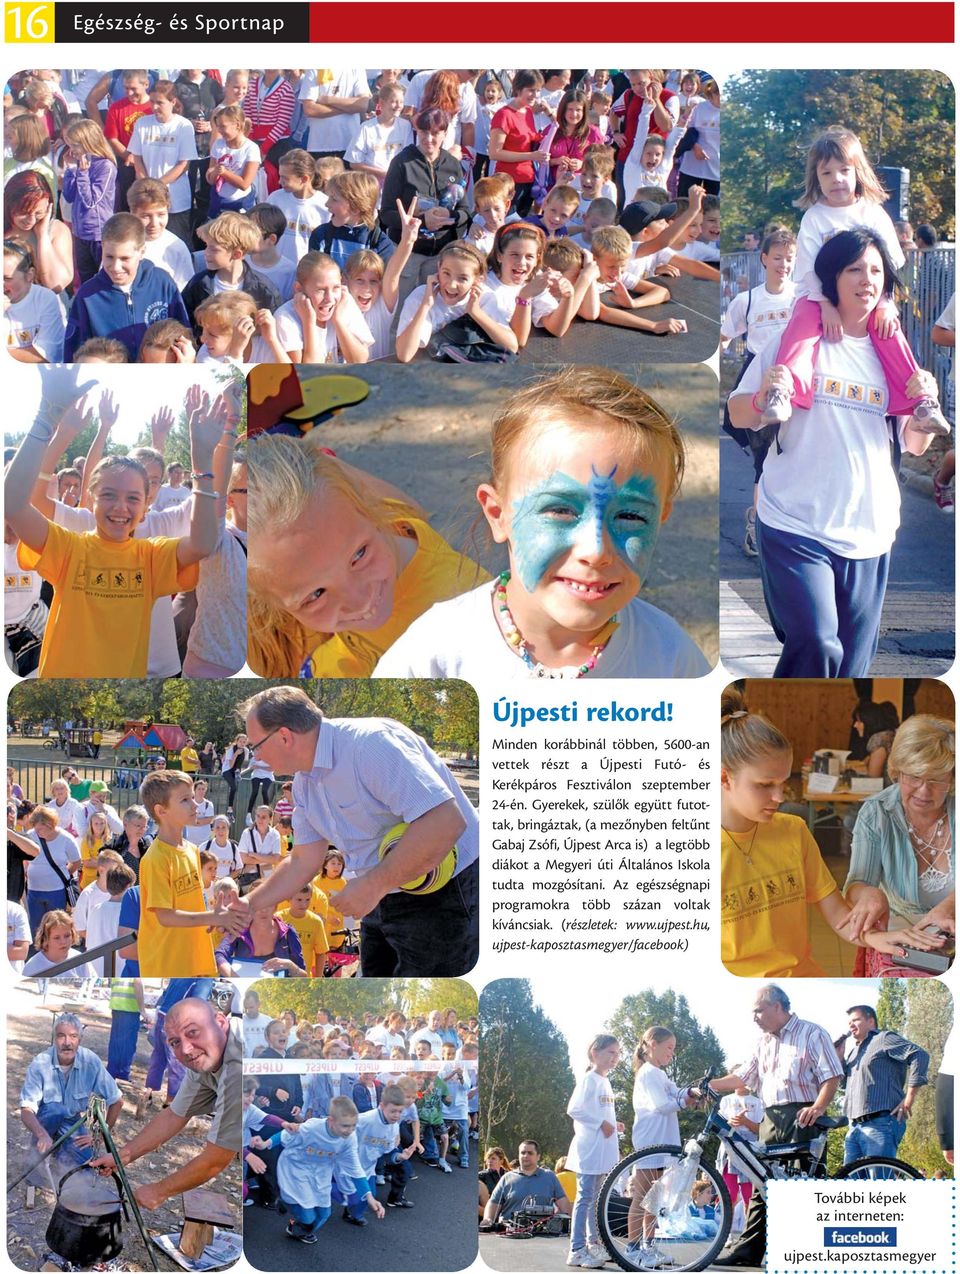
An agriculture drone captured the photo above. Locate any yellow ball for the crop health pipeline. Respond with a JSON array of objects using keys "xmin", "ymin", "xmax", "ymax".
[{"xmin": 378, "ymin": 822, "xmax": 458, "ymax": 895}]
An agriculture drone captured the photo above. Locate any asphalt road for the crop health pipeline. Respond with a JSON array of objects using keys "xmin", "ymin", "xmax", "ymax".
[
  {"xmin": 243, "ymin": 1136, "xmax": 478, "ymax": 1271},
  {"xmin": 719, "ymin": 429, "xmax": 956, "ymax": 676}
]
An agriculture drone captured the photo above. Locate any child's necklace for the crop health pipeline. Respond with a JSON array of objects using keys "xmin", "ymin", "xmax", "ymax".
[
  {"xmin": 492, "ymin": 572, "xmax": 617, "ymax": 679},
  {"xmin": 722, "ymin": 824, "xmax": 759, "ymax": 867}
]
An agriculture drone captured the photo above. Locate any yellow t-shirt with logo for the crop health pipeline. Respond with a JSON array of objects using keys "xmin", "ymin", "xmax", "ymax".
[
  {"xmin": 138, "ymin": 837, "xmax": 216, "ymax": 978},
  {"xmin": 18, "ymin": 522, "xmax": 199, "ymax": 678},
  {"xmin": 720, "ymin": 812, "xmax": 838, "ymax": 978},
  {"xmin": 304, "ymin": 509, "xmax": 489, "ymax": 677},
  {"xmin": 277, "ymin": 906, "xmax": 330, "ymax": 976}
]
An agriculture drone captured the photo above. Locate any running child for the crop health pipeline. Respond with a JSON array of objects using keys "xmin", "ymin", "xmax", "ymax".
[
  {"xmin": 266, "ymin": 149, "xmax": 330, "ymax": 264},
  {"xmin": 247, "ymin": 434, "xmax": 486, "ymax": 675},
  {"xmin": 395, "ymin": 240, "xmax": 518, "ymax": 362},
  {"xmin": 206, "ymin": 103, "xmax": 261, "ymax": 216},
  {"xmin": 761, "ymin": 127, "xmax": 948, "ymax": 433},
  {"xmin": 127, "ymin": 178, "xmax": 194, "ymax": 290},
  {"xmin": 338, "ymin": 1083, "xmax": 416, "ymax": 1219},
  {"xmin": 265, "ymin": 1096, "xmax": 384, "ymax": 1244},
  {"xmin": 307, "ymin": 171, "xmax": 395, "ymax": 268},
  {"xmin": 272, "ymin": 251, "xmax": 373, "ymax": 363},
  {"xmin": 565, "ymin": 1034, "xmax": 624, "ymax": 1269},
  {"xmin": 373, "ymin": 365, "xmax": 710, "ymax": 678},
  {"xmin": 4, "ymin": 386, "xmax": 226, "ymax": 677},
  {"xmin": 719, "ymin": 687, "xmax": 941, "ymax": 977},
  {"xmin": 137, "ymin": 768, "xmax": 242, "ymax": 978},
  {"xmin": 60, "ymin": 118, "xmax": 118, "ymax": 284}
]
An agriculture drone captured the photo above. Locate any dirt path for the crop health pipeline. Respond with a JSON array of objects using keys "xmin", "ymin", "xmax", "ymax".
[{"xmin": 6, "ymin": 985, "xmax": 240, "ymax": 1272}]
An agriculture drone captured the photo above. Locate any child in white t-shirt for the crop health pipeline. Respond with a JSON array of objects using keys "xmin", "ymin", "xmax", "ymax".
[
  {"xmin": 4, "ymin": 241, "xmax": 66, "ymax": 362},
  {"xmin": 185, "ymin": 778, "xmax": 215, "ymax": 843},
  {"xmin": 128, "ymin": 178, "xmax": 195, "ymax": 290},
  {"xmin": 207, "ymin": 103, "xmax": 261, "ymax": 216},
  {"xmin": 345, "ymin": 83, "xmax": 413, "ymax": 187},
  {"xmin": 342, "ymin": 197, "xmax": 421, "ymax": 360},
  {"xmin": 565, "ymin": 1034, "xmax": 623, "ymax": 1267},
  {"xmin": 373, "ymin": 365, "xmax": 710, "ymax": 679},
  {"xmin": 274, "ymin": 252, "xmax": 373, "ymax": 364},
  {"xmin": 395, "ymin": 240, "xmax": 518, "ymax": 363},
  {"xmin": 247, "ymin": 204, "xmax": 297, "ymax": 303},
  {"xmin": 266, "ymin": 149, "xmax": 330, "ymax": 265},
  {"xmin": 84, "ymin": 860, "xmax": 135, "ymax": 975}
]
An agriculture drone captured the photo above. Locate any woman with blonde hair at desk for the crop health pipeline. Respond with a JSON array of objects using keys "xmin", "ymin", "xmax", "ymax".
[
  {"xmin": 719, "ymin": 687, "xmax": 938, "ymax": 977},
  {"xmin": 845, "ymin": 714, "xmax": 955, "ymax": 976}
]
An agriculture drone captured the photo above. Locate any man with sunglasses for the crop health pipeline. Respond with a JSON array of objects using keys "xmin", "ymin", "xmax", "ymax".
[{"xmin": 231, "ymin": 685, "xmax": 478, "ymax": 976}]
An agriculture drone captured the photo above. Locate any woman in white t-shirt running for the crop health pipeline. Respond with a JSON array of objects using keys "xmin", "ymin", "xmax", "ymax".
[{"xmin": 729, "ymin": 227, "xmax": 942, "ymax": 677}]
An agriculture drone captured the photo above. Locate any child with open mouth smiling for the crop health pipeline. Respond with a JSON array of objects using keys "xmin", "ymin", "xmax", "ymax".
[{"xmin": 373, "ymin": 365, "xmax": 710, "ymax": 679}]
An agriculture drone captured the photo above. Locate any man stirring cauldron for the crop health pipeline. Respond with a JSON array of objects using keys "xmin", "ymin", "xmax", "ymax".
[{"xmin": 90, "ymin": 998, "xmax": 240, "ymax": 1209}]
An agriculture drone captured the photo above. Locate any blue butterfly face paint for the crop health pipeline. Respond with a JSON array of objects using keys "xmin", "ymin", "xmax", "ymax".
[{"xmin": 509, "ymin": 466, "xmax": 663, "ymax": 595}]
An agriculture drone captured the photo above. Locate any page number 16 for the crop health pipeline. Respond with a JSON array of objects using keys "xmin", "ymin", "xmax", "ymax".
[{"xmin": 5, "ymin": 3, "xmax": 53, "ymax": 41}]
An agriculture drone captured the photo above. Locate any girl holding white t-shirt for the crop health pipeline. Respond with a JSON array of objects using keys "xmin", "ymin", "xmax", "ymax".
[
  {"xmin": 730, "ymin": 227, "xmax": 941, "ymax": 677},
  {"xmin": 565, "ymin": 1034, "xmax": 624, "ymax": 1269},
  {"xmin": 128, "ymin": 81, "xmax": 198, "ymax": 244}
]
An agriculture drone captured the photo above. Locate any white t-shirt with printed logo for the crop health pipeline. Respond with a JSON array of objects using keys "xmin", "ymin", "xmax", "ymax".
[
  {"xmin": 299, "ymin": 69, "xmax": 369, "ymax": 154},
  {"xmin": 345, "ymin": 116, "xmax": 414, "ymax": 176},
  {"xmin": 721, "ymin": 282, "xmax": 797, "ymax": 356},
  {"xmin": 740, "ymin": 334, "xmax": 905, "ymax": 558},
  {"xmin": 209, "ymin": 136, "xmax": 261, "ymax": 204},
  {"xmin": 5, "ymin": 540, "xmax": 43, "ymax": 625},
  {"xmin": 265, "ymin": 189, "xmax": 330, "ymax": 264},
  {"xmin": 5, "ymin": 284, "xmax": 66, "ymax": 361},
  {"xmin": 128, "ymin": 113, "xmax": 198, "ymax": 213},
  {"xmin": 397, "ymin": 283, "xmax": 511, "ymax": 348}
]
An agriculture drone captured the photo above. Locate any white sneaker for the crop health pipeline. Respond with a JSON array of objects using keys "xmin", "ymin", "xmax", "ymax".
[
  {"xmin": 244, "ymin": 813, "xmax": 253, "ymax": 827},
  {"xmin": 911, "ymin": 397, "xmax": 951, "ymax": 436},
  {"xmin": 437, "ymin": 1159, "xmax": 452, "ymax": 1173},
  {"xmin": 760, "ymin": 387, "xmax": 792, "ymax": 426},
  {"xmin": 570, "ymin": 1252, "xmax": 607, "ymax": 1269},
  {"xmin": 566, "ymin": 1252, "xmax": 587, "ymax": 1267}
]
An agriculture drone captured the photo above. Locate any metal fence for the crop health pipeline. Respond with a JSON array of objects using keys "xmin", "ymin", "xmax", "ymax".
[
  {"xmin": 720, "ymin": 246, "xmax": 956, "ymax": 416},
  {"xmin": 7, "ymin": 754, "xmax": 258, "ymax": 839}
]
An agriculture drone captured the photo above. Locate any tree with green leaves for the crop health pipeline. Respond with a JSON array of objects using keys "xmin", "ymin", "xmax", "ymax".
[
  {"xmin": 479, "ymin": 980, "xmax": 577, "ymax": 1163},
  {"xmin": 722, "ymin": 70, "xmax": 955, "ymax": 247}
]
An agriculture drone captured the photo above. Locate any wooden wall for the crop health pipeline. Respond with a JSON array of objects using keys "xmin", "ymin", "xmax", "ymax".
[{"xmin": 733, "ymin": 679, "xmax": 954, "ymax": 769}]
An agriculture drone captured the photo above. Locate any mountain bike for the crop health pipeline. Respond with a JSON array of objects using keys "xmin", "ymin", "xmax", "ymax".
[{"xmin": 595, "ymin": 1067, "xmax": 922, "ymax": 1272}]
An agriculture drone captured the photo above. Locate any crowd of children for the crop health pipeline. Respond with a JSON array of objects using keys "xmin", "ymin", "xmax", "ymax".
[
  {"xmin": 4, "ymin": 68, "xmax": 719, "ymax": 366},
  {"xmin": 242, "ymin": 997, "xmax": 479, "ymax": 1244},
  {"xmin": 4, "ymin": 373, "xmax": 247, "ymax": 678}
]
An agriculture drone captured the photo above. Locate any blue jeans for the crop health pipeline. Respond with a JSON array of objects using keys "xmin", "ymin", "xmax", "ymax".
[
  {"xmin": 420, "ymin": 1123, "xmax": 441, "ymax": 1160},
  {"xmin": 37, "ymin": 1102, "xmax": 90, "ymax": 1165},
  {"xmin": 757, "ymin": 520, "xmax": 889, "ymax": 677},
  {"xmin": 843, "ymin": 1114, "xmax": 906, "ymax": 1164},
  {"xmin": 571, "ymin": 1172, "xmax": 604, "ymax": 1252},
  {"xmin": 27, "ymin": 888, "xmax": 67, "ymax": 941},
  {"xmin": 107, "ymin": 1010, "xmax": 141, "ymax": 1081}
]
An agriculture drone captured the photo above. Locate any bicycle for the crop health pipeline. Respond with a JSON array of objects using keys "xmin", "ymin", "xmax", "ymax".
[{"xmin": 595, "ymin": 1067, "xmax": 922, "ymax": 1272}]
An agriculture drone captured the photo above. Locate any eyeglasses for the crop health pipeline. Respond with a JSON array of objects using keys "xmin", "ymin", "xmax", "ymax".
[
  {"xmin": 248, "ymin": 727, "xmax": 280, "ymax": 756},
  {"xmin": 900, "ymin": 772, "xmax": 952, "ymax": 789},
  {"xmin": 229, "ymin": 487, "xmax": 247, "ymax": 494}
]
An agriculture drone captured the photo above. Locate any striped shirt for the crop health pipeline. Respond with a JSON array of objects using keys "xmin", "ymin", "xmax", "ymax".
[
  {"xmin": 842, "ymin": 1029, "xmax": 928, "ymax": 1121},
  {"xmin": 243, "ymin": 75, "xmax": 297, "ymax": 150},
  {"xmin": 737, "ymin": 1014, "xmax": 843, "ymax": 1107}
]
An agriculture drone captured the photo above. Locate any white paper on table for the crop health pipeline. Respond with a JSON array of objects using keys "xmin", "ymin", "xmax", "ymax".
[
  {"xmin": 806, "ymin": 772, "xmax": 839, "ymax": 794},
  {"xmin": 850, "ymin": 776, "xmax": 884, "ymax": 794}
]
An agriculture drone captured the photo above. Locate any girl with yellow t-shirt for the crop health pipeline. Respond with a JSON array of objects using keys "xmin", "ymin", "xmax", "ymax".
[
  {"xmin": 317, "ymin": 848, "xmax": 348, "ymax": 954},
  {"xmin": 246, "ymin": 434, "xmax": 488, "ymax": 676},
  {"xmin": 4, "ymin": 382, "xmax": 233, "ymax": 678},
  {"xmin": 78, "ymin": 810, "xmax": 109, "ymax": 888},
  {"xmin": 719, "ymin": 687, "xmax": 922, "ymax": 978}
]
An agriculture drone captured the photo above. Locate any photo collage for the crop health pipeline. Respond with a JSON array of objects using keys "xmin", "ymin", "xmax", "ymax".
[{"xmin": 2, "ymin": 60, "xmax": 955, "ymax": 1274}]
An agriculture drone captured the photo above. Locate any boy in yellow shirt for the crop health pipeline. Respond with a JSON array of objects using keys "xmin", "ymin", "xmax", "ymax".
[
  {"xmin": 279, "ymin": 883, "xmax": 329, "ymax": 977},
  {"xmin": 137, "ymin": 771, "xmax": 242, "ymax": 977}
]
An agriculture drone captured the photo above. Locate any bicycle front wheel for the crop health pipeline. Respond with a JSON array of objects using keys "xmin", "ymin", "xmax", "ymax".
[
  {"xmin": 833, "ymin": 1157, "xmax": 923, "ymax": 1182},
  {"xmin": 596, "ymin": 1146, "xmax": 731, "ymax": 1272}
]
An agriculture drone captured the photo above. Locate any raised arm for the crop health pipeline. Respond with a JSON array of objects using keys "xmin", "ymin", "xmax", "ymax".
[
  {"xmin": 381, "ymin": 198, "xmax": 422, "ymax": 314},
  {"xmin": 79, "ymin": 390, "xmax": 119, "ymax": 509},
  {"xmin": 176, "ymin": 387, "xmax": 231, "ymax": 567}
]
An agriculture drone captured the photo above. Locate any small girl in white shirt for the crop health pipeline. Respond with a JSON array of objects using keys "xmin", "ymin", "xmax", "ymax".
[
  {"xmin": 761, "ymin": 127, "xmax": 948, "ymax": 434},
  {"xmin": 206, "ymin": 104, "xmax": 261, "ymax": 217},
  {"xmin": 565, "ymin": 1034, "xmax": 624, "ymax": 1269},
  {"xmin": 266, "ymin": 149, "xmax": 330, "ymax": 264}
]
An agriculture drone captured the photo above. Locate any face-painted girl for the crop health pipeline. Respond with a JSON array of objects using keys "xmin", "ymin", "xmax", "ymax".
[{"xmin": 478, "ymin": 414, "xmax": 675, "ymax": 645}]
